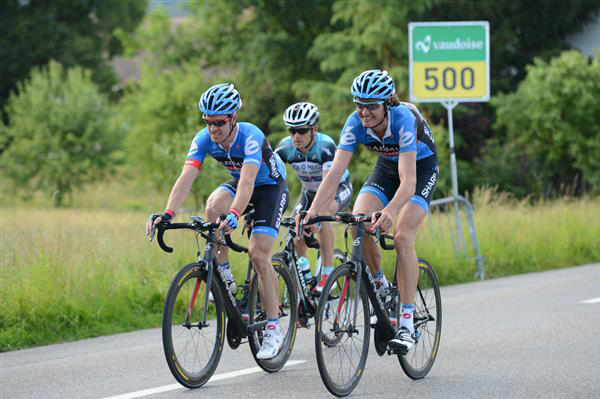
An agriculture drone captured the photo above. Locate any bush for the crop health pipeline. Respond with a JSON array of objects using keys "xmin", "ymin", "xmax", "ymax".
[{"xmin": 2, "ymin": 61, "xmax": 121, "ymax": 206}]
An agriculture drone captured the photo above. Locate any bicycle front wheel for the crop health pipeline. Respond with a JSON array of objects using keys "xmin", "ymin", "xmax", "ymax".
[
  {"xmin": 315, "ymin": 263, "xmax": 370, "ymax": 397},
  {"xmin": 248, "ymin": 256, "xmax": 298, "ymax": 372},
  {"xmin": 162, "ymin": 263, "xmax": 225, "ymax": 388},
  {"xmin": 398, "ymin": 258, "xmax": 442, "ymax": 379}
]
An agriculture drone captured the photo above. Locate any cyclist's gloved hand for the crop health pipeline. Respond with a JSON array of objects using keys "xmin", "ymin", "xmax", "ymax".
[
  {"xmin": 146, "ymin": 210, "xmax": 175, "ymax": 236},
  {"xmin": 219, "ymin": 208, "xmax": 240, "ymax": 232}
]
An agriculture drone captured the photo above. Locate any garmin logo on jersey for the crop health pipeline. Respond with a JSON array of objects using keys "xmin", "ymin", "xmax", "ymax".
[
  {"xmin": 219, "ymin": 159, "xmax": 243, "ymax": 171},
  {"xmin": 245, "ymin": 138, "xmax": 260, "ymax": 155},
  {"xmin": 421, "ymin": 172, "xmax": 437, "ymax": 198},
  {"xmin": 367, "ymin": 143, "xmax": 399, "ymax": 156},
  {"xmin": 340, "ymin": 127, "xmax": 356, "ymax": 146}
]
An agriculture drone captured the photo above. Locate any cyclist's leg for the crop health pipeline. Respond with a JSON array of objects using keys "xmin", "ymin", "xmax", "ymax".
[
  {"xmin": 206, "ymin": 181, "xmax": 235, "ymax": 264},
  {"xmin": 393, "ymin": 203, "xmax": 426, "ymax": 305},
  {"xmin": 249, "ymin": 183, "xmax": 289, "ymax": 319},
  {"xmin": 394, "ymin": 158, "xmax": 437, "ymax": 308},
  {"xmin": 249, "ymin": 233, "xmax": 279, "ymax": 317}
]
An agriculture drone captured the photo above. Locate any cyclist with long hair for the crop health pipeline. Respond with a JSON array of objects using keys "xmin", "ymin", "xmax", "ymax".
[
  {"xmin": 300, "ymin": 70, "xmax": 438, "ymax": 352},
  {"xmin": 146, "ymin": 83, "xmax": 289, "ymax": 359}
]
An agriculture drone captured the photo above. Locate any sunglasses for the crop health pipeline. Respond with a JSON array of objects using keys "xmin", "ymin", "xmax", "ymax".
[
  {"xmin": 288, "ymin": 127, "xmax": 312, "ymax": 136},
  {"xmin": 354, "ymin": 101, "xmax": 384, "ymax": 111},
  {"xmin": 203, "ymin": 117, "xmax": 230, "ymax": 127}
]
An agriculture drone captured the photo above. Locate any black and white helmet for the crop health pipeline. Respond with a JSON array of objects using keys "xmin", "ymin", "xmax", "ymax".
[{"xmin": 283, "ymin": 102, "xmax": 320, "ymax": 127}]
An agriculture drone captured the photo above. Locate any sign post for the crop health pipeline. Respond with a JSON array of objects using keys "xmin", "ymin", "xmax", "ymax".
[{"xmin": 409, "ymin": 21, "xmax": 489, "ymax": 278}]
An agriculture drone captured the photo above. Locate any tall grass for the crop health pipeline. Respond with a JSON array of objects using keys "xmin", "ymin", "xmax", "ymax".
[{"xmin": 1, "ymin": 190, "xmax": 599, "ymax": 350}]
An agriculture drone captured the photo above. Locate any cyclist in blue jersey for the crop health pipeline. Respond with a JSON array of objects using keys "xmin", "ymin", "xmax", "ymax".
[
  {"xmin": 146, "ymin": 83, "xmax": 289, "ymax": 360},
  {"xmin": 300, "ymin": 70, "xmax": 438, "ymax": 352},
  {"xmin": 275, "ymin": 102, "xmax": 353, "ymax": 293}
]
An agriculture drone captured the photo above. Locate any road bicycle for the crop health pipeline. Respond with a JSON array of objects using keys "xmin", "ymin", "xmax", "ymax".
[
  {"xmin": 301, "ymin": 212, "xmax": 442, "ymax": 397},
  {"xmin": 149, "ymin": 213, "xmax": 297, "ymax": 388}
]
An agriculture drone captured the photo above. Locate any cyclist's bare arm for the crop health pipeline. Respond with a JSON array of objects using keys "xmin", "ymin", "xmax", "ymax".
[
  {"xmin": 146, "ymin": 165, "xmax": 199, "ymax": 234},
  {"xmin": 165, "ymin": 165, "xmax": 201, "ymax": 213},
  {"xmin": 298, "ymin": 149, "xmax": 352, "ymax": 234},
  {"xmin": 309, "ymin": 149, "xmax": 352, "ymax": 215}
]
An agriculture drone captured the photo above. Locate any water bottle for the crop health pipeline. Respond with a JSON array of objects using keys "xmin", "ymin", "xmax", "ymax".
[{"xmin": 297, "ymin": 256, "xmax": 313, "ymax": 286}]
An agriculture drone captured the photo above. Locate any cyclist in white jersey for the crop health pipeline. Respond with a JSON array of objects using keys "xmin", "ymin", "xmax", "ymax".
[
  {"xmin": 300, "ymin": 70, "xmax": 438, "ymax": 352},
  {"xmin": 146, "ymin": 83, "xmax": 288, "ymax": 359},
  {"xmin": 275, "ymin": 102, "xmax": 353, "ymax": 292}
]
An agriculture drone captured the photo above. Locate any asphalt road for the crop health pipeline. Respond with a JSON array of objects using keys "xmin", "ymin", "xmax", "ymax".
[{"xmin": 2, "ymin": 263, "xmax": 599, "ymax": 399}]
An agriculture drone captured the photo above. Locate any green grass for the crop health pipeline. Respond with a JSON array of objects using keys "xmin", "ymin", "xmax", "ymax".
[{"xmin": 1, "ymin": 189, "xmax": 599, "ymax": 351}]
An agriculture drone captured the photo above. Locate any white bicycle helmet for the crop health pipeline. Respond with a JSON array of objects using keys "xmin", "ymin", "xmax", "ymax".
[{"xmin": 283, "ymin": 102, "xmax": 320, "ymax": 127}]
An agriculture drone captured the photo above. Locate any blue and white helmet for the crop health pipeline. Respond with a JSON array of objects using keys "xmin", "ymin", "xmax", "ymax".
[
  {"xmin": 283, "ymin": 102, "xmax": 320, "ymax": 127},
  {"xmin": 199, "ymin": 83, "xmax": 242, "ymax": 115},
  {"xmin": 351, "ymin": 69, "xmax": 395, "ymax": 100}
]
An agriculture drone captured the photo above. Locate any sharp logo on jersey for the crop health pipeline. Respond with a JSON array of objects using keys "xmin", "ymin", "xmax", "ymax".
[
  {"xmin": 340, "ymin": 127, "xmax": 356, "ymax": 146},
  {"xmin": 399, "ymin": 127, "xmax": 415, "ymax": 148},
  {"xmin": 421, "ymin": 172, "xmax": 437, "ymax": 198},
  {"xmin": 245, "ymin": 138, "xmax": 260, "ymax": 155},
  {"xmin": 268, "ymin": 155, "xmax": 281, "ymax": 179}
]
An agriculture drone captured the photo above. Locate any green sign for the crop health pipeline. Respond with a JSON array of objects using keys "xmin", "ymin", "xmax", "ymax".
[{"xmin": 409, "ymin": 21, "xmax": 490, "ymax": 102}]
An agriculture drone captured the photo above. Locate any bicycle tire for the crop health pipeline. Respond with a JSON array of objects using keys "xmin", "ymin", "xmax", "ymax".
[
  {"xmin": 315, "ymin": 263, "xmax": 370, "ymax": 397},
  {"xmin": 248, "ymin": 257, "xmax": 298, "ymax": 372},
  {"xmin": 398, "ymin": 258, "xmax": 442, "ymax": 379},
  {"xmin": 162, "ymin": 263, "xmax": 226, "ymax": 388}
]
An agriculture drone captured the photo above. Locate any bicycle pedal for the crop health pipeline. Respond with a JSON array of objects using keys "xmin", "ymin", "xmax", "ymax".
[{"xmin": 387, "ymin": 346, "xmax": 408, "ymax": 356}]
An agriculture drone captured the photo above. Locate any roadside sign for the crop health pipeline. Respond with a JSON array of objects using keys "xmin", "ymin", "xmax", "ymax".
[{"xmin": 409, "ymin": 21, "xmax": 490, "ymax": 102}]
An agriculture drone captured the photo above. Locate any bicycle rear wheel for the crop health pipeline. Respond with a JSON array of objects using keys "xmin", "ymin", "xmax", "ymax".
[
  {"xmin": 315, "ymin": 263, "xmax": 370, "ymax": 397},
  {"xmin": 162, "ymin": 263, "xmax": 225, "ymax": 388},
  {"xmin": 398, "ymin": 259, "xmax": 442, "ymax": 379},
  {"xmin": 248, "ymin": 257, "xmax": 297, "ymax": 372}
]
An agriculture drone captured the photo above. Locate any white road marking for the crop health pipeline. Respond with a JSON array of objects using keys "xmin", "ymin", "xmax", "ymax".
[
  {"xmin": 103, "ymin": 360, "xmax": 306, "ymax": 399},
  {"xmin": 580, "ymin": 297, "xmax": 600, "ymax": 304}
]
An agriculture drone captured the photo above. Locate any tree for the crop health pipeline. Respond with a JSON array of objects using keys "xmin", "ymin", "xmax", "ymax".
[
  {"xmin": 0, "ymin": 0, "xmax": 147, "ymax": 116},
  {"xmin": 492, "ymin": 51, "xmax": 600, "ymax": 196},
  {"xmin": 2, "ymin": 61, "xmax": 121, "ymax": 206}
]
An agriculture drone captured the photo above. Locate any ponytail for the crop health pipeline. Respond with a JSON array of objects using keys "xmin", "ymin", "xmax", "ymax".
[{"xmin": 385, "ymin": 94, "xmax": 401, "ymax": 107}]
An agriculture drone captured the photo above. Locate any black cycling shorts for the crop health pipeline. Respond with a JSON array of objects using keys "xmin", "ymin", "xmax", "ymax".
[
  {"xmin": 359, "ymin": 155, "xmax": 438, "ymax": 213},
  {"xmin": 218, "ymin": 180, "xmax": 289, "ymax": 238},
  {"xmin": 291, "ymin": 180, "xmax": 353, "ymax": 217}
]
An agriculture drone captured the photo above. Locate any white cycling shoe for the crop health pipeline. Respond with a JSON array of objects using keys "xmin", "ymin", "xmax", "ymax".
[{"xmin": 256, "ymin": 327, "xmax": 283, "ymax": 360}]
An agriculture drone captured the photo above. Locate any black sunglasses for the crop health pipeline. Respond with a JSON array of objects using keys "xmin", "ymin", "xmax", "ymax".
[
  {"xmin": 354, "ymin": 101, "xmax": 384, "ymax": 111},
  {"xmin": 203, "ymin": 117, "xmax": 230, "ymax": 127},
  {"xmin": 288, "ymin": 127, "xmax": 312, "ymax": 136}
]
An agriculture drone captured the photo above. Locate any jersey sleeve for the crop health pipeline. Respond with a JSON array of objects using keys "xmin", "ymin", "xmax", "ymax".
[
  {"xmin": 242, "ymin": 126, "xmax": 264, "ymax": 167},
  {"xmin": 274, "ymin": 137, "xmax": 291, "ymax": 163},
  {"xmin": 338, "ymin": 113, "xmax": 361, "ymax": 153},
  {"xmin": 321, "ymin": 136, "xmax": 337, "ymax": 171},
  {"xmin": 397, "ymin": 108, "xmax": 418, "ymax": 153},
  {"xmin": 184, "ymin": 131, "xmax": 209, "ymax": 169}
]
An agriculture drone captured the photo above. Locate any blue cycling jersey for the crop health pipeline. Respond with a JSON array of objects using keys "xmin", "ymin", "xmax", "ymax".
[
  {"xmin": 338, "ymin": 103, "xmax": 436, "ymax": 163},
  {"xmin": 185, "ymin": 122, "xmax": 286, "ymax": 186},
  {"xmin": 275, "ymin": 132, "xmax": 350, "ymax": 192}
]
